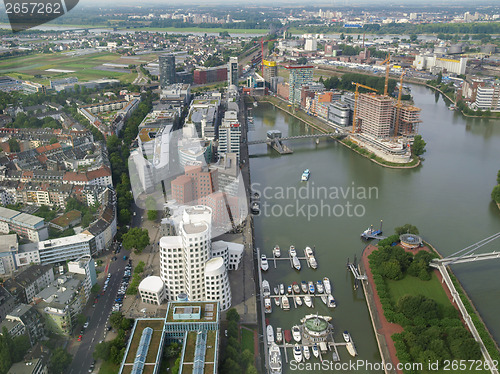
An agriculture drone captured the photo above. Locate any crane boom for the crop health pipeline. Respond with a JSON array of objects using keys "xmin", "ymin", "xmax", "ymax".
[{"xmin": 394, "ymin": 70, "xmax": 406, "ymax": 137}]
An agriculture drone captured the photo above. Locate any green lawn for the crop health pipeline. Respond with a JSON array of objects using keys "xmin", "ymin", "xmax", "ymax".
[
  {"xmin": 98, "ymin": 361, "xmax": 119, "ymax": 374},
  {"xmin": 386, "ymin": 273, "xmax": 450, "ymax": 308},
  {"xmin": 240, "ymin": 328, "xmax": 255, "ymax": 354}
]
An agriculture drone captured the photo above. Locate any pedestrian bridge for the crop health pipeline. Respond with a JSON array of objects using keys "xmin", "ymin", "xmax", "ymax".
[{"xmin": 247, "ymin": 132, "xmax": 344, "ymax": 145}]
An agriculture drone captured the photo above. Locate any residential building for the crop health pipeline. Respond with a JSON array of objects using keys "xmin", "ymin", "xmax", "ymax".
[
  {"xmin": 0, "ymin": 234, "xmax": 18, "ymax": 275},
  {"xmin": 0, "ymin": 286, "xmax": 15, "ymax": 323},
  {"xmin": 67, "ymin": 255, "xmax": 97, "ymax": 300},
  {"xmin": 0, "ymin": 304, "xmax": 44, "ymax": 346},
  {"xmin": 356, "ymin": 94, "xmax": 394, "ymax": 138},
  {"xmin": 228, "ymin": 57, "xmax": 238, "ymax": 86},
  {"xmin": 3, "ymin": 264, "xmax": 55, "ymax": 304},
  {"xmin": 211, "ymin": 241, "xmax": 244, "ymax": 271},
  {"xmin": 0, "ymin": 207, "xmax": 48, "ymax": 242},
  {"xmin": 204, "ymin": 257, "xmax": 231, "ymax": 311},
  {"xmin": 159, "ymin": 54, "xmax": 177, "ymax": 88},
  {"xmin": 37, "ymin": 233, "xmax": 96, "ymax": 265},
  {"xmin": 262, "ymin": 60, "xmax": 278, "ymax": 87},
  {"xmin": 7, "ymin": 358, "xmax": 48, "ymax": 374},
  {"xmin": 474, "ymin": 84, "xmax": 500, "ymax": 111},
  {"xmin": 286, "ymin": 65, "xmax": 314, "ymax": 105},
  {"xmin": 138, "ymin": 276, "xmax": 166, "ymax": 305},
  {"xmin": 193, "ymin": 66, "xmax": 227, "ymax": 85}
]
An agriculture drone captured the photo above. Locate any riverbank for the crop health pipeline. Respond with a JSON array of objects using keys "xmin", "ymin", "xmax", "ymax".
[
  {"xmin": 361, "ymin": 240, "xmax": 500, "ymax": 374},
  {"xmin": 254, "ymin": 95, "xmax": 421, "ymax": 169}
]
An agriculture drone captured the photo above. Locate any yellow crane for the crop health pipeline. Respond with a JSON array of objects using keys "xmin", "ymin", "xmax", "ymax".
[
  {"xmin": 394, "ymin": 70, "xmax": 406, "ymax": 137},
  {"xmin": 352, "ymin": 82, "xmax": 378, "ymax": 134},
  {"xmin": 379, "ymin": 54, "xmax": 391, "ymax": 96}
]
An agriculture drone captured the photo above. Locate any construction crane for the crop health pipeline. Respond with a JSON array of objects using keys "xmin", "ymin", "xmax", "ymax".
[
  {"xmin": 394, "ymin": 70, "xmax": 406, "ymax": 137},
  {"xmin": 352, "ymin": 83, "xmax": 378, "ymax": 134},
  {"xmin": 379, "ymin": 54, "xmax": 391, "ymax": 96},
  {"xmin": 256, "ymin": 37, "xmax": 278, "ymax": 74}
]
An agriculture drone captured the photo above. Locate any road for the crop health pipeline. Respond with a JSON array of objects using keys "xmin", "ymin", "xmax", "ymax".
[{"xmin": 66, "ymin": 249, "xmax": 130, "ymax": 374}]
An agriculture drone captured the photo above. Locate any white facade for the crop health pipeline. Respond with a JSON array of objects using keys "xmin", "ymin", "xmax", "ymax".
[
  {"xmin": 68, "ymin": 255, "xmax": 97, "ymax": 300},
  {"xmin": 38, "ymin": 233, "xmax": 95, "ymax": 265},
  {"xmin": 474, "ymin": 85, "xmax": 500, "ymax": 111},
  {"xmin": 218, "ymin": 110, "xmax": 241, "ymax": 163},
  {"xmin": 138, "ymin": 276, "xmax": 166, "ymax": 305},
  {"xmin": 304, "ymin": 38, "xmax": 317, "ymax": 51},
  {"xmin": 204, "ymin": 257, "xmax": 231, "ymax": 311},
  {"xmin": 211, "ymin": 240, "xmax": 244, "ymax": 271},
  {"xmin": 160, "ymin": 235, "xmax": 185, "ymax": 301},
  {"xmin": 413, "ymin": 54, "xmax": 467, "ymax": 75}
]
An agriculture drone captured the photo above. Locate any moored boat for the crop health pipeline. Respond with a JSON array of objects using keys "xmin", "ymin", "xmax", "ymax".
[
  {"xmin": 262, "ymin": 280, "xmax": 270, "ymax": 297},
  {"xmin": 267, "ymin": 325, "xmax": 274, "ymax": 345},
  {"xmin": 321, "ymin": 295, "xmax": 328, "ymax": 305},
  {"xmin": 292, "ymin": 256, "xmax": 301, "ymax": 270},
  {"xmin": 308, "ymin": 256, "xmax": 318, "ymax": 269},
  {"xmin": 304, "ymin": 295, "xmax": 313, "ymax": 308},
  {"xmin": 284, "ymin": 329, "xmax": 292, "ymax": 343},
  {"xmin": 281, "ymin": 295, "xmax": 290, "ymax": 310},
  {"xmin": 328, "ymin": 294, "xmax": 337, "ymax": 308},
  {"xmin": 323, "ymin": 277, "xmax": 332, "ymax": 294},
  {"xmin": 292, "ymin": 282, "xmax": 300, "ymax": 294},
  {"xmin": 293, "ymin": 344, "xmax": 303, "ymax": 362},
  {"xmin": 312, "ymin": 344, "xmax": 319, "ymax": 358},
  {"xmin": 343, "ymin": 331, "xmax": 351, "ymax": 343},
  {"xmin": 274, "ymin": 286, "xmax": 279, "ymax": 295},
  {"xmin": 273, "ymin": 245, "xmax": 281, "ymax": 258},
  {"xmin": 292, "ymin": 325, "xmax": 301, "ymax": 342},
  {"xmin": 304, "ymin": 246, "xmax": 314, "ymax": 258},
  {"xmin": 287, "ymin": 285, "xmax": 292, "ymax": 294},
  {"xmin": 289, "ymin": 245, "xmax": 296, "ymax": 257},
  {"xmin": 260, "ymin": 255, "xmax": 269, "ymax": 271},
  {"xmin": 308, "ymin": 281, "xmax": 315, "ymax": 294},
  {"xmin": 332, "ymin": 351, "xmax": 339, "ymax": 361},
  {"xmin": 303, "ymin": 345, "xmax": 311, "ymax": 360},
  {"xmin": 295, "ymin": 296, "xmax": 303, "ymax": 306},
  {"xmin": 274, "ymin": 297, "xmax": 280, "ymax": 306},
  {"xmin": 301, "ymin": 281, "xmax": 308, "ymax": 293},
  {"xmin": 316, "ymin": 280, "xmax": 324, "ymax": 294},
  {"xmin": 264, "ymin": 297, "xmax": 272, "ymax": 313},
  {"xmin": 346, "ymin": 341, "xmax": 357, "ymax": 357},
  {"xmin": 269, "ymin": 344, "xmax": 282, "ymax": 374},
  {"xmin": 276, "ymin": 327, "xmax": 283, "ymax": 344},
  {"xmin": 279, "ymin": 284, "xmax": 285, "ymax": 295}
]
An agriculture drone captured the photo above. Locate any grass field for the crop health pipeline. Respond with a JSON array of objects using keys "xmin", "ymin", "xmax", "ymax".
[
  {"xmin": 386, "ymin": 273, "xmax": 450, "ymax": 308},
  {"xmin": 0, "ymin": 51, "xmax": 138, "ymax": 84},
  {"xmin": 98, "ymin": 361, "xmax": 119, "ymax": 374},
  {"xmin": 241, "ymin": 328, "xmax": 255, "ymax": 354}
]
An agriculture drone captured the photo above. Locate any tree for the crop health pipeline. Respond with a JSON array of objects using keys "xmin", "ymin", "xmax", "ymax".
[
  {"xmin": 296, "ymin": 57, "xmax": 308, "ymax": 65},
  {"xmin": 49, "ymin": 348, "xmax": 72, "ymax": 374},
  {"xmin": 77, "ymin": 313, "xmax": 86, "ymax": 326},
  {"xmin": 122, "ymin": 227, "xmax": 150, "ymax": 252},
  {"xmin": 226, "ymin": 308, "xmax": 240, "ymax": 323},
  {"xmin": 409, "ymin": 34, "xmax": 418, "ymax": 42},
  {"xmin": 491, "ymin": 185, "xmax": 500, "ymax": 204},
  {"xmin": 436, "ymin": 71, "xmax": 443, "ymax": 85},
  {"xmin": 412, "ymin": 135, "xmax": 427, "ymax": 157},
  {"xmin": 93, "ymin": 341, "xmax": 111, "ymax": 361},
  {"xmin": 246, "ymin": 365, "xmax": 258, "ymax": 374},
  {"xmin": 147, "ymin": 210, "xmax": 158, "ymax": 221},
  {"xmin": 241, "ymin": 349, "xmax": 254, "ymax": 369},
  {"xmin": 227, "ymin": 320, "xmax": 238, "ymax": 339},
  {"xmin": 8, "ymin": 138, "xmax": 20, "ymax": 153},
  {"xmin": 395, "ymin": 224, "xmax": 419, "ymax": 236},
  {"xmin": 49, "ymin": 136, "xmax": 58, "ymax": 144}
]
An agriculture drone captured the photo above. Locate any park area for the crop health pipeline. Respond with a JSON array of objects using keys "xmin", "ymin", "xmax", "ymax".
[{"xmin": 0, "ymin": 50, "xmax": 159, "ymax": 84}]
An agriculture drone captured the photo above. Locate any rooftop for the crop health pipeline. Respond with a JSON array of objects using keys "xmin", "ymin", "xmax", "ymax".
[
  {"xmin": 138, "ymin": 276, "xmax": 164, "ymax": 293},
  {"xmin": 38, "ymin": 233, "xmax": 93, "ymax": 250},
  {"xmin": 165, "ymin": 301, "xmax": 217, "ymax": 323},
  {"xmin": 50, "ymin": 210, "xmax": 81, "ymax": 228}
]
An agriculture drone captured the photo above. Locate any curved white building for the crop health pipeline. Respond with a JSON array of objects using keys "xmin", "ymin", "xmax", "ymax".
[
  {"xmin": 138, "ymin": 276, "xmax": 165, "ymax": 305},
  {"xmin": 204, "ymin": 257, "xmax": 231, "ymax": 311},
  {"xmin": 160, "ymin": 236, "xmax": 184, "ymax": 301}
]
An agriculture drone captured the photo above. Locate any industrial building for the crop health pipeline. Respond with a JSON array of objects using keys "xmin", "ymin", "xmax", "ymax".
[{"xmin": 413, "ymin": 54, "xmax": 467, "ymax": 75}]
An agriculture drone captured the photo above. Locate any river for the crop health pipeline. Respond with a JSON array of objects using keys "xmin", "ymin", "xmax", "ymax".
[{"xmin": 248, "ymin": 84, "xmax": 500, "ymax": 373}]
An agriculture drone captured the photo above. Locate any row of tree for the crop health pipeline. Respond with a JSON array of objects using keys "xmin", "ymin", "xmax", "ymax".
[
  {"xmin": 368, "ymin": 228, "xmax": 482, "ymax": 372},
  {"xmin": 491, "ymin": 170, "xmax": 500, "ymax": 204},
  {"xmin": 319, "ymin": 72, "xmax": 398, "ymax": 97},
  {"xmin": 93, "ymin": 312, "xmax": 133, "ymax": 365},
  {"xmin": 219, "ymin": 309, "xmax": 257, "ymax": 374}
]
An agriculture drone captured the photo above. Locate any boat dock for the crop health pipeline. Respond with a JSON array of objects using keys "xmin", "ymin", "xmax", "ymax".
[
  {"xmin": 347, "ymin": 256, "xmax": 367, "ymax": 290},
  {"xmin": 275, "ymin": 338, "xmax": 350, "ymax": 363},
  {"xmin": 268, "ymin": 255, "xmax": 310, "ymax": 269}
]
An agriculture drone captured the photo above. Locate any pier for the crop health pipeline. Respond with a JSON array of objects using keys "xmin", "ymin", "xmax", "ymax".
[{"xmin": 347, "ymin": 256, "xmax": 367, "ymax": 290}]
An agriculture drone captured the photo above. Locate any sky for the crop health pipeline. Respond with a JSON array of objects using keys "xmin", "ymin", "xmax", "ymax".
[{"xmin": 80, "ymin": 0, "xmax": 497, "ymax": 5}]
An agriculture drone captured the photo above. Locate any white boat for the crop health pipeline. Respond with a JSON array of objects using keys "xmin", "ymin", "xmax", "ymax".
[
  {"xmin": 304, "ymin": 246, "xmax": 314, "ymax": 258},
  {"xmin": 308, "ymin": 281, "xmax": 315, "ymax": 294},
  {"xmin": 276, "ymin": 327, "xmax": 283, "ymax": 344},
  {"xmin": 303, "ymin": 345, "xmax": 311, "ymax": 360},
  {"xmin": 287, "ymin": 285, "xmax": 292, "ymax": 294},
  {"xmin": 301, "ymin": 281, "xmax": 308, "ymax": 293},
  {"xmin": 264, "ymin": 297, "xmax": 272, "ymax": 313},
  {"xmin": 279, "ymin": 284, "xmax": 285, "ymax": 295},
  {"xmin": 293, "ymin": 344, "xmax": 303, "ymax": 362},
  {"xmin": 323, "ymin": 277, "xmax": 332, "ymax": 294},
  {"xmin": 304, "ymin": 295, "xmax": 313, "ymax": 308},
  {"xmin": 343, "ymin": 331, "xmax": 351, "ymax": 343},
  {"xmin": 295, "ymin": 296, "xmax": 303, "ymax": 306},
  {"xmin": 274, "ymin": 297, "xmax": 280, "ymax": 306},
  {"xmin": 273, "ymin": 245, "xmax": 281, "ymax": 258},
  {"xmin": 289, "ymin": 245, "xmax": 297, "ymax": 257},
  {"xmin": 301, "ymin": 169, "xmax": 311, "ymax": 181},
  {"xmin": 328, "ymin": 294, "xmax": 337, "ymax": 308},
  {"xmin": 262, "ymin": 280, "xmax": 270, "ymax": 297},
  {"xmin": 292, "ymin": 256, "xmax": 301, "ymax": 270},
  {"xmin": 281, "ymin": 295, "xmax": 290, "ymax": 310},
  {"xmin": 321, "ymin": 295, "xmax": 328, "ymax": 305},
  {"xmin": 269, "ymin": 344, "xmax": 282, "ymax": 374},
  {"xmin": 316, "ymin": 280, "xmax": 324, "ymax": 294},
  {"xmin": 274, "ymin": 286, "xmax": 279, "ymax": 295},
  {"xmin": 332, "ymin": 351, "xmax": 339, "ymax": 361},
  {"xmin": 267, "ymin": 325, "xmax": 274, "ymax": 345},
  {"xmin": 260, "ymin": 255, "xmax": 269, "ymax": 271},
  {"xmin": 307, "ymin": 256, "xmax": 318, "ymax": 269},
  {"xmin": 312, "ymin": 344, "xmax": 319, "ymax": 358},
  {"xmin": 292, "ymin": 282, "xmax": 300, "ymax": 294},
  {"xmin": 346, "ymin": 341, "xmax": 357, "ymax": 357},
  {"xmin": 292, "ymin": 325, "xmax": 301, "ymax": 342}
]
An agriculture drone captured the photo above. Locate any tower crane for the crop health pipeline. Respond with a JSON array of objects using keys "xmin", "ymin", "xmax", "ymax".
[
  {"xmin": 351, "ymin": 83, "xmax": 378, "ymax": 134},
  {"xmin": 379, "ymin": 54, "xmax": 391, "ymax": 96}
]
